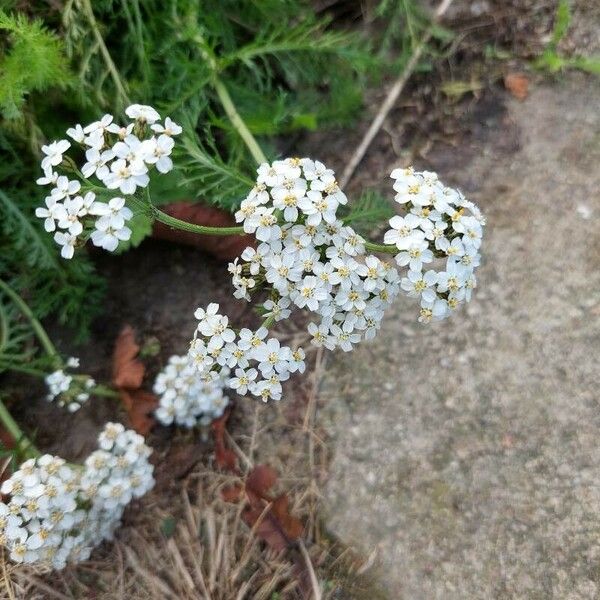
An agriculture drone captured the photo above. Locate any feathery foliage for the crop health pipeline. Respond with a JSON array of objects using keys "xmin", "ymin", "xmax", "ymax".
[{"xmin": 0, "ymin": 10, "xmax": 70, "ymax": 119}]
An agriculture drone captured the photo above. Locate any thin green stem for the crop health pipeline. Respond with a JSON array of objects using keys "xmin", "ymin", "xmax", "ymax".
[
  {"xmin": 151, "ymin": 205, "xmax": 246, "ymax": 236},
  {"xmin": 261, "ymin": 315, "xmax": 276, "ymax": 330},
  {"xmin": 213, "ymin": 78, "xmax": 267, "ymax": 165},
  {"xmin": 0, "ymin": 398, "xmax": 40, "ymax": 458},
  {"xmin": 90, "ymin": 385, "xmax": 120, "ymax": 399},
  {"xmin": 192, "ymin": 31, "xmax": 267, "ymax": 165},
  {"xmin": 0, "ymin": 280, "xmax": 60, "ymax": 364},
  {"xmin": 364, "ymin": 241, "xmax": 398, "ymax": 255},
  {"xmin": 0, "ymin": 362, "xmax": 119, "ymax": 399},
  {"xmin": 0, "ymin": 362, "xmax": 47, "ymax": 378},
  {"xmin": 80, "ymin": 0, "xmax": 131, "ymax": 109}
]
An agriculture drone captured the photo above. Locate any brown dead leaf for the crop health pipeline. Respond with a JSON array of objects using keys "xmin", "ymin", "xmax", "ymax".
[
  {"xmin": 246, "ymin": 464, "xmax": 278, "ymax": 497},
  {"xmin": 112, "ymin": 325, "xmax": 145, "ymax": 389},
  {"xmin": 221, "ymin": 484, "xmax": 244, "ymax": 503},
  {"xmin": 152, "ymin": 203, "xmax": 255, "ymax": 260},
  {"xmin": 504, "ymin": 73, "xmax": 529, "ymax": 101},
  {"xmin": 111, "ymin": 325, "xmax": 157, "ymax": 435},
  {"xmin": 119, "ymin": 389, "xmax": 158, "ymax": 436},
  {"xmin": 211, "ymin": 409, "xmax": 238, "ymax": 472},
  {"xmin": 270, "ymin": 494, "xmax": 304, "ymax": 541},
  {"xmin": 222, "ymin": 463, "xmax": 304, "ymax": 552}
]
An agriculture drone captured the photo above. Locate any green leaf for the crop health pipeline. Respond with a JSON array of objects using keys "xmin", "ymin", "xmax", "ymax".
[
  {"xmin": 551, "ymin": 0, "xmax": 571, "ymax": 47},
  {"xmin": 340, "ymin": 190, "xmax": 395, "ymax": 234},
  {"xmin": 0, "ymin": 10, "xmax": 71, "ymax": 119},
  {"xmin": 0, "ymin": 190, "xmax": 60, "ymax": 270},
  {"xmin": 177, "ymin": 132, "xmax": 255, "ymax": 211},
  {"xmin": 160, "ymin": 516, "xmax": 177, "ymax": 538}
]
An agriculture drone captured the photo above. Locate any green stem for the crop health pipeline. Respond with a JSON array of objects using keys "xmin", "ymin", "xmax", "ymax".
[
  {"xmin": 364, "ymin": 241, "xmax": 398, "ymax": 255},
  {"xmin": 90, "ymin": 384, "xmax": 120, "ymax": 399},
  {"xmin": 0, "ymin": 362, "xmax": 119, "ymax": 399},
  {"xmin": 261, "ymin": 315, "xmax": 276, "ymax": 330},
  {"xmin": 213, "ymin": 77, "xmax": 267, "ymax": 165},
  {"xmin": 0, "ymin": 280, "xmax": 60, "ymax": 364},
  {"xmin": 151, "ymin": 205, "xmax": 246, "ymax": 236},
  {"xmin": 80, "ymin": 0, "xmax": 131, "ymax": 109},
  {"xmin": 0, "ymin": 398, "xmax": 40, "ymax": 458},
  {"xmin": 0, "ymin": 362, "xmax": 47, "ymax": 378}
]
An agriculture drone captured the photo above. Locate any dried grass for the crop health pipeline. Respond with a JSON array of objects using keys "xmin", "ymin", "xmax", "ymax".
[{"xmin": 0, "ymin": 338, "xmax": 385, "ymax": 599}]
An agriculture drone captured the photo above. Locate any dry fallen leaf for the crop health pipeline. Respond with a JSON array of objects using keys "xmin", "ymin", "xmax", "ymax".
[
  {"xmin": 111, "ymin": 325, "xmax": 157, "ymax": 435},
  {"xmin": 504, "ymin": 73, "xmax": 529, "ymax": 101},
  {"xmin": 211, "ymin": 409, "xmax": 238, "ymax": 472},
  {"xmin": 112, "ymin": 325, "xmax": 145, "ymax": 389},
  {"xmin": 152, "ymin": 203, "xmax": 255, "ymax": 260},
  {"xmin": 119, "ymin": 389, "xmax": 158, "ymax": 436},
  {"xmin": 222, "ymin": 463, "xmax": 304, "ymax": 552}
]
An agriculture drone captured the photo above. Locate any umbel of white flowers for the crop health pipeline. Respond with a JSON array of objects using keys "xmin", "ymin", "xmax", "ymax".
[
  {"xmin": 230, "ymin": 158, "xmax": 484, "ymax": 328},
  {"xmin": 174, "ymin": 158, "xmax": 484, "ymax": 410},
  {"xmin": 35, "ymin": 104, "xmax": 181, "ymax": 258},
  {"xmin": 45, "ymin": 357, "xmax": 96, "ymax": 412},
  {"xmin": 0, "ymin": 423, "xmax": 154, "ymax": 570}
]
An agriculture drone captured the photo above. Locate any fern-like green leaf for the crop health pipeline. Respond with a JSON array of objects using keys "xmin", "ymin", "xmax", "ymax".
[
  {"xmin": 0, "ymin": 190, "xmax": 60, "ymax": 270},
  {"xmin": 340, "ymin": 190, "xmax": 395, "ymax": 234},
  {"xmin": 0, "ymin": 10, "xmax": 71, "ymax": 119},
  {"xmin": 177, "ymin": 133, "xmax": 255, "ymax": 210}
]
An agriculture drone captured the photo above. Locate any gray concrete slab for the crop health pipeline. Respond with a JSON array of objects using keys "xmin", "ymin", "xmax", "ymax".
[{"xmin": 321, "ymin": 74, "xmax": 600, "ymax": 599}]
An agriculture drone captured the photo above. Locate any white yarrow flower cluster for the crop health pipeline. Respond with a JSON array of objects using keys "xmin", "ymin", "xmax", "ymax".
[
  {"xmin": 232, "ymin": 158, "xmax": 401, "ymax": 348},
  {"xmin": 153, "ymin": 354, "xmax": 229, "ymax": 427},
  {"xmin": 188, "ymin": 303, "xmax": 305, "ymax": 403},
  {"xmin": 35, "ymin": 104, "xmax": 182, "ymax": 258},
  {"xmin": 0, "ymin": 423, "xmax": 153, "ymax": 570},
  {"xmin": 384, "ymin": 167, "xmax": 484, "ymax": 322},
  {"xmin": 45, "ymin": 357, "xmax": 95, "ymax": 412}
]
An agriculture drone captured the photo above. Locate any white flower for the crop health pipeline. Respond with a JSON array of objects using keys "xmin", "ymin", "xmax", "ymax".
[
  {"xmin": 301, "ymin": 159, "xmax": 334, "ymax": 181},
  {"xmin": 229, "ymin": 367, "xmax": 258, "ymax": 395},
  {"xmin": 237, "ymin": 327, "xmax": 268, "ymax": 351},
  {"xmin": 0, "ymin": 425, "xmax": 153, "ymax": 570},
  {"xmin": 81, "ymin": 147, "xmax": 114, "ymax": 179},
  {"xmin": 291, "ymin": 276, "xmax": 328, "ymax": 311},
  {"xmin": 142, "ymin": 134, "xmax": 174, "ymax": 173},
  {"xmin": 329, "ymin": 324, "xmax": 361, "ymax": 352},
  {"xmin": 297, "ymin": 191, "xmax": 337, "ymax": 226},
  {"xmin": 265, "ymin": 253, "xmax": 302, "ymax": 291},
  {"xmin": 154, "ymin": 355, "xmax": 229, "ymax": 427},
  {"xmin": 83, "ymin": 114, "xmax": 114, "ymax": 135},
  {"xmin": 151, "ymin": 117, "xmax": 182, "ymax": 136},
  {"xmin": 50, "ymin": 176, "xmax": 80, "ymax": 201},
  {"xmin": 36, "ymin": 168, "xmax": 58, "ymax": 187},
  {"xmin": 271, "ymin": 185, "xmax": 305, "ymax": 222},
  {"xmin": 90, "ymin": 196, "xmax": 133, "ymax": 230},
  {"xmin": 310, "ymin": 174, "xmax": 347, "ymax": 206},
  {"xmin": 41, "ymin": 140, "xmax": 70, "ymax": 171},
  {"xmin": 56, "ymin": 196, "xmax": 90, "ymax": 235},
  {"xmin": 35, "ymin": 197, "xmax": 65, "ymax": 232},
  {"xmin": 252, "ymin": 338, "xmax": 291, "ymax": 375},
  {"xmin": 66, "ymin": 124, "xmax": 85, "ymax": 143},
  {"xmin": 90, "ymin": 219, "xmax": 132, "ymax": 252},
  {"xmin": 262, "ymin": 297, "xmax": 292, "ymax": 321},
  {"xmin": 307, "ymin": 321, "xmax": 333, "ymax": 348},
  {"xmin": 383, "ymin": 214, "xmax": 424, "ymax": 250},
  {"xmin": 400, "ymin": 269, "xmax": 438, "ymax": 302},
  {"xmin": 288, "ymin": 347, "xmax": 306, "ymax": 373},
  {"xmin": 394, "ymin": 239, "xmax": 433, "ymax": 271},
  {"xmin": 104, "ymin": 158, "xmax": 149, "ymax": 195},
  {"xmin": 125, "ymin": 104, "xmax": 160, "ymax": 123},
  {"xmin": 53, "ymin": 232, "xmax": 77, "ymax": 259}
]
